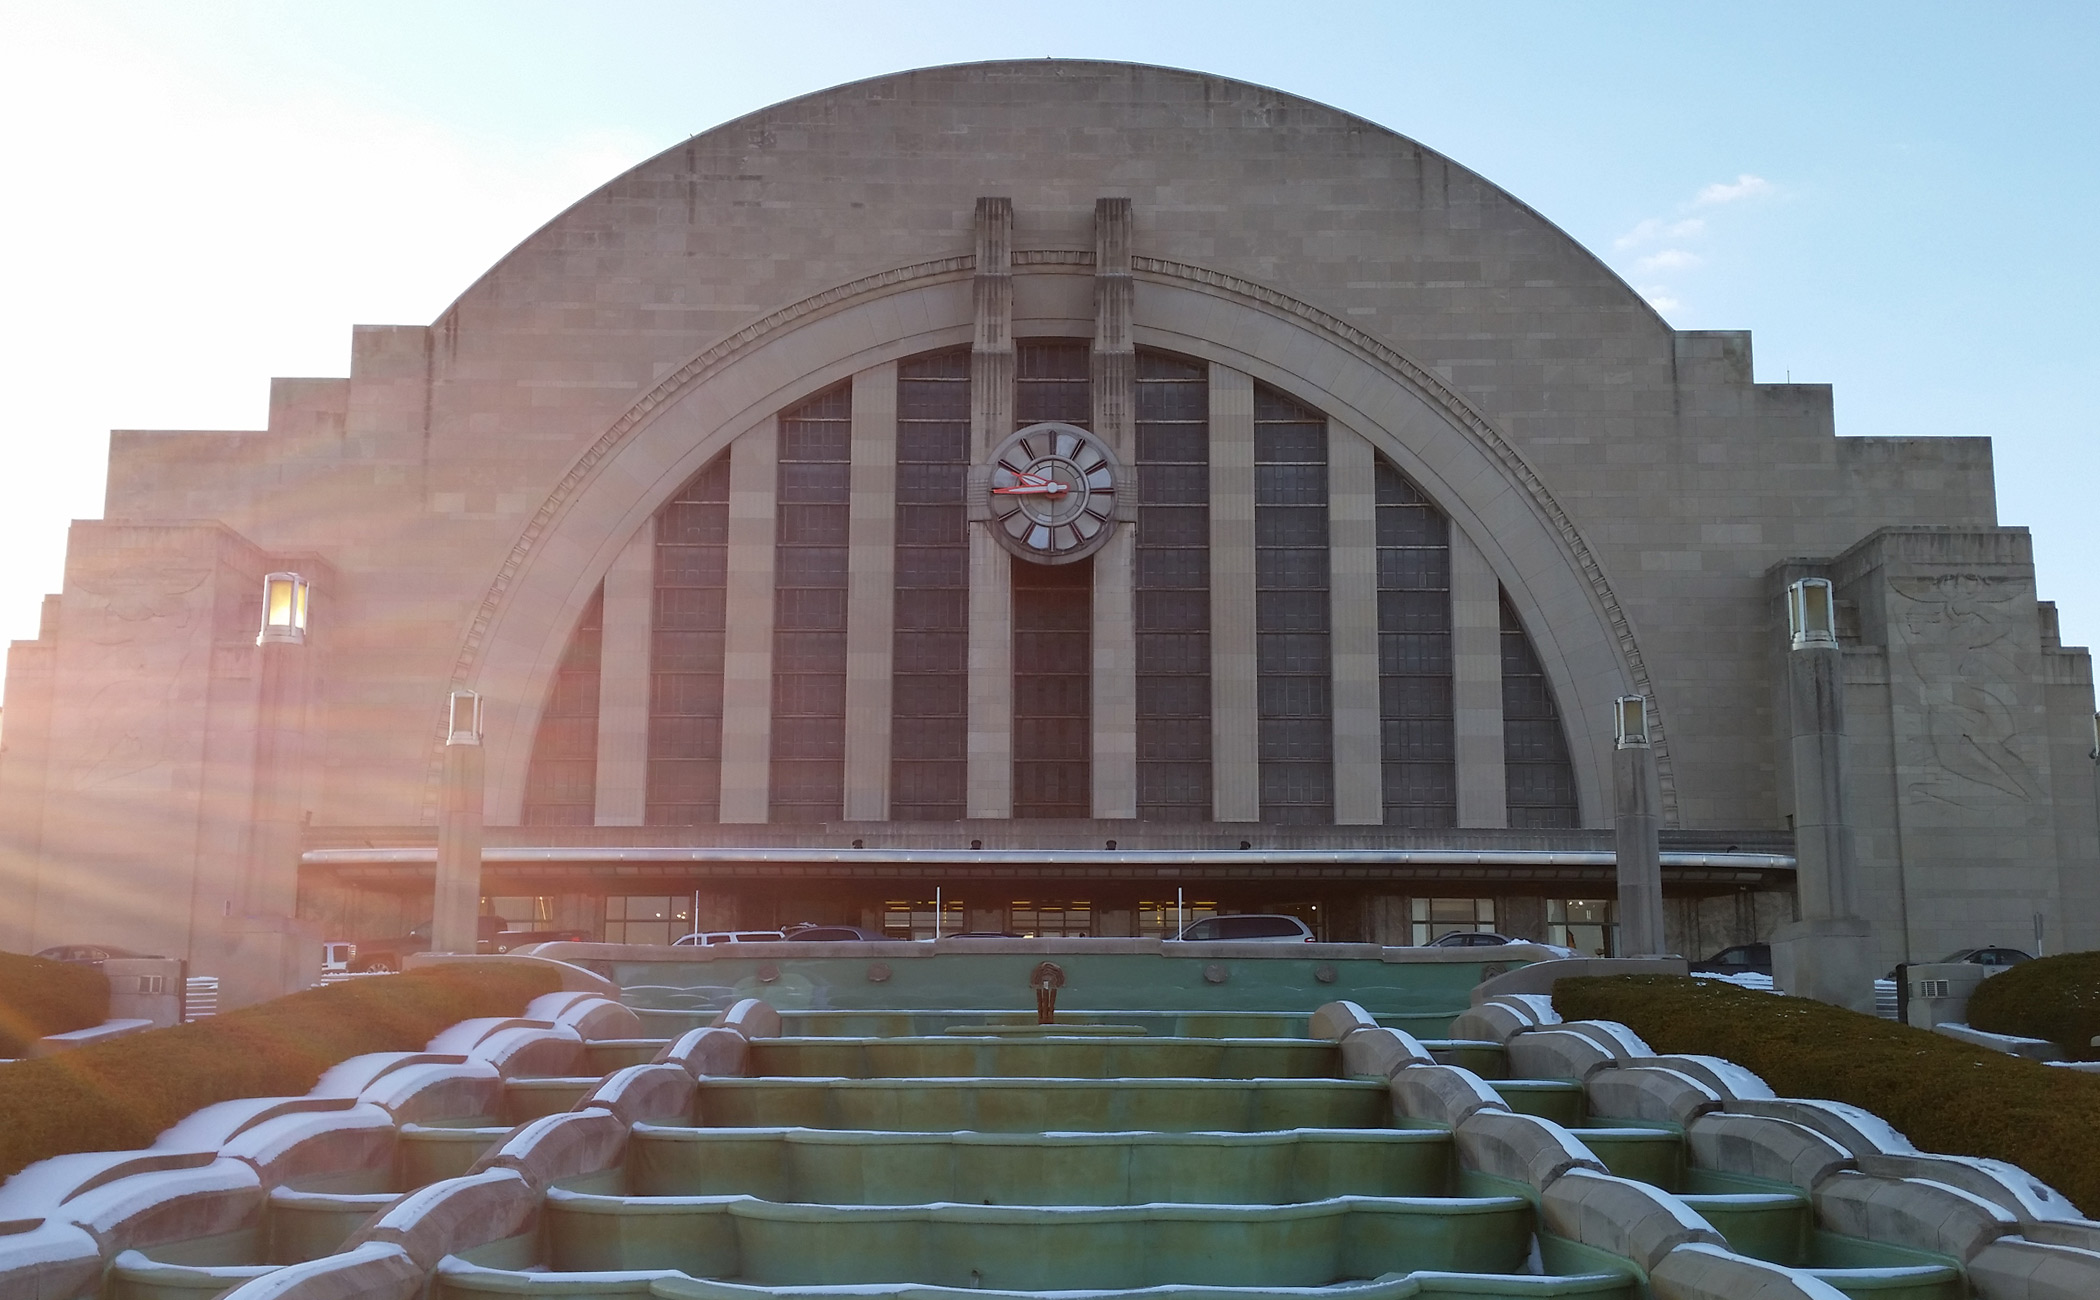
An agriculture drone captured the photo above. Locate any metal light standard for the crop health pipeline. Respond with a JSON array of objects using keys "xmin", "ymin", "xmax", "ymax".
[
  {"xmin": 1613, "ymin": 694, "xmax": 1664, "ymax": 957},
  {"xmin": 432, "ymin": 690, "xmax": 485, "ymax": 955}
]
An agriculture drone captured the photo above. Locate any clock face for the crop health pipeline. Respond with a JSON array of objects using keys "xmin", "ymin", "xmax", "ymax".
[{"xmin": 983, "ymin": 422, "xmax": 1120, "ymax": 563}]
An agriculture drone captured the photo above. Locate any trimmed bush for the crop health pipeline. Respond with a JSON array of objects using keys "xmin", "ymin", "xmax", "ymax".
[
  {"xmin": 0, "ymin": 962, "xmax": 559, "ymax": 1182},
  {"xmin": 1555, "ymin": 974, "xmax": 2100, "ymax": 1218},
  {"xmin": 1967, "ymin": 951, "xmax": 2100, "ymax": 1060},
  {"xmin": 0, "ymin": 951, "xmax": 109, "ymax": 1057}
]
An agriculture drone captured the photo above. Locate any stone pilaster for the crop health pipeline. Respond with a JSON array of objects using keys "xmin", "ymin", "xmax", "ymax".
[
  {"xmin": 1329, "ymin": 426, "xmax": 1382, "ymax": 824},
  {"xmin": 1450, "ymin": 527, "xmax": 1508, "ymax": 827},
  {"xmin": 718, "ymin": 427, "xmax": 776, "ymax": 822},
  {"xmin": 966, "ymin": 198, "xmax": 1015, "ymax": 818},
  {"xmin": 594, "ymin": 518, "xmax": 654, "ymax": 825},
  {"xmin": 1208, "ymin": 364, "xmax": 1259, "ymax": 822},
  {"xmin": 844, "ymin": 363, "xmax": 898, "ymax": 821},
  {"xmin": 1092, "ymin": 198, "xmax": 1138, "ymax": 819}
]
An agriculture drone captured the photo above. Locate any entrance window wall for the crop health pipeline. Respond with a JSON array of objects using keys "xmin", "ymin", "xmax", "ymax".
[
  {"xmin": 1502, "ymin": 592, "xmax": 1579, "ymax": 828},
  {"xmin": 1136, "ymin": 899, "xmax": 1217, "ymax": 937},
  {"xmin": 1411, "ymin": 897, "xmax": 1496, "ymax": 945},
  {"xmin": 1009, "ymin": 900, "xmax": 1092, "ymax": 937},
  {"xmin": 604, "ymin": 895, "xmax": 694, "ymax": 946},
  {"xmin": 881, "ymin": 897, "xmax": 967, "ymax": 940},
  {"xmin": 521, "ymin": 587, "xmax": 603, "ymax": 826},
  {"xmin": 1011, "ymin": 340, "xmax": 1095, "ymax": 818},
  {"xmin": 1549, "ymin": 899, "xmax": 1616, "ymax": 957},
  {"xmin": 1374, "ymin": 462, "xmax": 1455, "ymax": 827},
  {"xmin": 484, "ymin": 896, "xmax": 554, "ymax": 927}
]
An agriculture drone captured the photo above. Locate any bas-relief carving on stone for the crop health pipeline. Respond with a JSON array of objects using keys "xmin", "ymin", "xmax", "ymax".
[
  {"xmin": 67, "ymin": 568, "xmax": 211, "ymax": 791},
  {"xmin": 1889, "ymin": 573, "xmax": 2040, "ymax": 809}
]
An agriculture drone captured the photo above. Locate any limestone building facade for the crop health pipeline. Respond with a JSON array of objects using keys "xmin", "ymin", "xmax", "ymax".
[{"xmin": 2, "ymin": 61, "xmax": 2093, "ymax": 994}]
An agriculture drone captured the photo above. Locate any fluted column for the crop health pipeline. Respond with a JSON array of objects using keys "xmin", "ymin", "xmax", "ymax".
[
  {"xmin": 1329, "ymin": 426, "xmax": 1383, "ymax": 824},
  {"xmin": 1449, "ymin": 527, "xmax": 1508, "ymax": 826}
]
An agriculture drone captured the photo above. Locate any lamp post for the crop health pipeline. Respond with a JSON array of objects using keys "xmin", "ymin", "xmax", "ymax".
[
  {"xmin": 1772, "ymin": 575, "xmax": 1875, "ymax": 1011},
  {"xmin": 432, "ymin": 690, "xmax": 485, "ymax": 955},
  {"xmin": 1613, "ymin": 694, "xmax": 1664, "ymax": 957}
]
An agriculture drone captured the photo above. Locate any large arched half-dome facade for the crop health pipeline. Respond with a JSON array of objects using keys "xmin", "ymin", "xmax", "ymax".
[{"xmin": 7, "ymin": 60, "xmax": 2090, "ymax": 988}]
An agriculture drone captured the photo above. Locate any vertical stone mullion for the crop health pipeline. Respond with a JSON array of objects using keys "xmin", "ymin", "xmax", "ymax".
[
  {"xmin": 1209, "ymin": 365, "xmax": 1259, "ymax": 822},
  {"xmin": 1329, "ymin": 426, "xmax": 1382, "ymax": 824},
  {"xmin": 844, "ymin": 364, "xmax": 898, "ymax": 821},
  {"xmin": 593, "ymin": 519, "xmax": 654, "ymax": 825},
  {"xmin": 718, "ymin": 426, "xmax": 776, "ymax": 822},
  {"xmin": 1450, "ymin": 527, "xmax": 1508, "ymax": 827},
  {"xmin": 966, "ymin": 197, "xmax": 1016, "ymax": 818},
  {"xmin": 1092, "ymin": 198, "xmax": 1138, "ymax": 819}
]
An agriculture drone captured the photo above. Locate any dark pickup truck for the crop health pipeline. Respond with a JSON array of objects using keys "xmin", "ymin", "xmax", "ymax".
[{"xmin": 339, "ymin": 915, "xmax": 588, "ymax": 972}]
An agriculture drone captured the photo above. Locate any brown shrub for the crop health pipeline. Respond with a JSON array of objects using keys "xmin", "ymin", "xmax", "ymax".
[
  {"xmin": 0, "ymin": 951, "xmax": 109, "ymax": 1057},
  {"xmin": 1555, "ymin": 973, "xmax": 2100, "ymax": 1218},
  {"xmin": 0, "ymin": 962, "xmax": 559, "ymax": 1181}
]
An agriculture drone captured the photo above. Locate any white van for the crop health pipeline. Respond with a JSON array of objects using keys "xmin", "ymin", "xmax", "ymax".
[{"xmin": 672, "ymin": 930, "xmax": 787, "ymax": 946}]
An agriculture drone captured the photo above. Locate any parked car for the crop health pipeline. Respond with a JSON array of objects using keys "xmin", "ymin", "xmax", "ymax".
[
  {"xmin": 673, "ymin": 930, "xmax": 788, "ymax": 946},
  {"xmin": 1171, "ymin": 914, "xmax": 1316, "ymax": 943},
  {"xmin": 342, "ymin": 916, "xmax": 589, "ymax": 971},
  {"xmin": 1690, "ymin": 942, "xmax": 1772, "ymax": 976},
  {"xmin": 1941, "ymin": 946, "xmax": 2032, "ymax": 969},
  {"xmin": 34, "ymin": 944, "xmax": 154, "ymax": 966},
  {"xmin": 782, "ymin": 925, "xmax": 885, "ymax": 941},
  {"xmin": 1425, "ymin": 931, "xmax": 1580, "ymax": 958}
]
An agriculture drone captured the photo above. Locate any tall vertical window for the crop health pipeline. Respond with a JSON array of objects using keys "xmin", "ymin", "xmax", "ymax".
[
  {"xmin": 521, "ymin": 586, "xmax": 603, "ymax": 826},
  {"xmin": 1134, "ymin": 352, "xmax": 1212, "ymax": 821},
  {"xmin": 1011, "ymin": 338, "xmax": 1094, "ymax": 818},
  {"xmin": 771, "ymin": 384, "xmax": 852, "ymax": 823},
  {"xmin": 890, "ymin": 349, "xmax": 971, "ymax": 820},
  {"xmin": 1502, "ymin": 591, "xmax": 1579, "ymax": 827},
  {"xmin": 1012, "ymin": 556, "xmax": 1093, "ymax": 817},
  {"xmin": 1375, "ymin": 461, "xmax": 1455, "ymax": 827},
  {"xmin": 646, "ymin": 455, "xmax": 730, "ymax": 824},
  {"xmin": 1254, "ymin": 384, "xmax": 1332, "ymax": 824}
]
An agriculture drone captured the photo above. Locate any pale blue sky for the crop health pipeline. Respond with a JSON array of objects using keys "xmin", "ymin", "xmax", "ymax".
[{"xmin": 1, "ymin": 2, "xmax": 2093, "ymax": 651}]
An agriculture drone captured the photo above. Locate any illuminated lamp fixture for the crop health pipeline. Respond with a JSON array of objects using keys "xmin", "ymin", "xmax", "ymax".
[
  {"xmin": 256, "ymin": 572, "xmax": 310, "ymax": 646},
  {"xmin": 1614, "ymin": 695, "xmax": 1650, "ymax": 749},
  {"xmin": 447, "ymin": 690, "xmax": 484, "ymax": 747},
  {"xmin": 1787, "ymin": 577, "xmax": 1838, "ymax": 651}
]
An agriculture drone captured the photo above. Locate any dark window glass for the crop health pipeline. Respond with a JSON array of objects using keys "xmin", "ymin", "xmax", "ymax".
[
  {"xmin": 1376, "ymin": 457, "xmax": 1456, "ymax": 828},
  {"xmin": 1254, "ymin": 384, "xmax": 1332, "ymax": 823},
  {"xmin": 772, "ymin": 383, "xmax": 852, "ymax": 822},
  {"xmin": 890, "ymin": 348, "xmax": 971, "ymax": 820},
  {"xmin": 1015, "ymin": 339, "xmax": 1091, "ymax": 429},
  {"xmin": 647, "ymin": 455, "xmax": 730, "ymax": 824},
  {"xmin": 1013, "ymin": 556, "xmax": 1091, "ymax": 817},
  {"xmin": 1502, "ymin": 591, "xmax": 1580, "ymax": 828},
  {"xmin": 523, "ymin": 586, "xmax": 603, "ymax": 826},
  {"xmin": 1135, "ymin": 349, "xmax": 1211, "ymax": 821}
]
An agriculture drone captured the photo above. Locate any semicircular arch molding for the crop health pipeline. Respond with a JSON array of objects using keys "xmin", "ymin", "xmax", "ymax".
[{"xmin": 455, "ymin": 259, "xmax": 1671, "ymax": 829}]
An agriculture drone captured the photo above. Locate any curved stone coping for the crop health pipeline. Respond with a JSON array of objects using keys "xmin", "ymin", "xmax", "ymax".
[
  {"xmin": 433, "ymin": 1256, "xmax": 1639, "ymax": 1299},
  {"xmin": 538, "ymin": 1192, "xmax": 1536, "ymax": 1286},
  {"xmin": 689, "ymin": 1077, "xmax": 1391, "ymax": 1132},
  {"xmin": 771, "ymin": 1009, "xmax": 1319, "ymax": 1040},
  {"xmin": 108, "ymin": 1246, "xmax": 278, "ymax": 1296},
  {"xmin": 608, "ymin": 1125, "xmax": 1453, "ymax": 1204},
  {"xmin": 1485, "ymin": 1080, "xmax": 1587, "ymax": 1127},
  {"xmin": 747, "ymin": 1036, "xmax": 1340, "ymax": 1080}
]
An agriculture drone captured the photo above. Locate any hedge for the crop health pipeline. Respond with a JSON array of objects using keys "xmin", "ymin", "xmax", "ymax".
[
  {"xmin": 1554, "ymin": 974, "xmax": 2100, "ymax": 1218},
  {"xmin": 1967, "ymin": 951, "xmax": 2100, "ymax": 1061},
  {"xmin": 0, "ymin": 962, "xmax": 560, "ymax": 1182},
  {"xmin": 0, "ymin": 952, "xmax": 109, "ymax": 1057}
]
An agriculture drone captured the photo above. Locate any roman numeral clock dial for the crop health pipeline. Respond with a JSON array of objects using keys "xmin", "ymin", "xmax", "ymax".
[{"xmin": 982, "ymin": 422, "xmax": 1123, "ymax": 564}]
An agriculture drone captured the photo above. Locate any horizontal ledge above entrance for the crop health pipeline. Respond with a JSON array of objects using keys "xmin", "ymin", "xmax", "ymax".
[{"xmin": 302, "ymin": 845, "xmax": 1792, "ymax": 871}]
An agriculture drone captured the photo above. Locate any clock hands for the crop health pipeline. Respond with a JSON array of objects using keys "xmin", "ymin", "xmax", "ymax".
[{"xmin": 992, "ymin": 470, "xmax": 1070, "ymax": 497}]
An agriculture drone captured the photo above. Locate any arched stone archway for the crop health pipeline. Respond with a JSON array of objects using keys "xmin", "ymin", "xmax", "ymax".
[{"xmin": 453, "ymin": 259, "xmax": 1667, "ymax": 828}]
